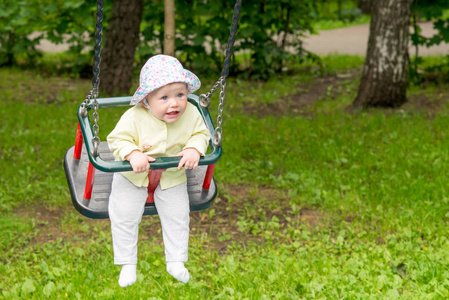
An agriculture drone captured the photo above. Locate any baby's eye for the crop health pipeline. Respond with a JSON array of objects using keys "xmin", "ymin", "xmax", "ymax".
[
  {"xmin": 161, "ymin": 96, "xmax": 168, "ymax": 100},
  {"xmin": 177, "ymin": 93, "xmax": 184, "ymax": 98}
]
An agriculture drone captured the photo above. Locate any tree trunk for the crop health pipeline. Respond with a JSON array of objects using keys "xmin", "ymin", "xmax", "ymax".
[
  {"xmin": 358, "ymin": 0, "xmax": 372, "ymax": 15},
  {"xmin": 164, "ymin": 0, "xmax": 175, "ymax": 56},
  {"xmin": 353, "ymin": 0, "xmax": 412, "ymax": 108},
  {"xmin": 101, "ymin": 0, "xmax": 144, "ymax": 96}
]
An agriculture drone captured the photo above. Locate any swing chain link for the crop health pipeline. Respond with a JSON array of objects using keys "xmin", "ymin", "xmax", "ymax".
[
  {"xmin": 80, "ymin": 92, "xmax": 91, "ymax": 117},
  {"xmin": 91, "ymin": 87, "xmax": 100, "ymax": 157},
  {"xmin": 199, "ymin": 76, "xmax": 224, "ymax": 109},
  {"xmin": 199, "ymin": 76, "xmax": 226, "ymax": 148},
  {"xmin": 213, "ymin": 77, "xmax": 226, "ymax": 148}
]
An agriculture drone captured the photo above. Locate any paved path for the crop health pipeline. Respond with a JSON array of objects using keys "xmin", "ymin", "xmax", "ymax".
[
  {"xmin": 303, "ymin": 21, "xmax": 449, "ymax": 56},
  {"xmin": 37, "ymin": 22, "xmax": 449, "ymax": 56}
]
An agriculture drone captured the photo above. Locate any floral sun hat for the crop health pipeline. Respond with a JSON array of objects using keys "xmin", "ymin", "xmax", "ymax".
[{"xmin": 130, "ymin": 54, "xmax": 201, "ymax": 105}]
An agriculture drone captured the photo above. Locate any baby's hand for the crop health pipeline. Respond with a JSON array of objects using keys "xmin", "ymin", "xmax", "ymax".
[
  {"xmin": 126, "ymin": 150, "xmax": 155, "ymax": 173},
  {"xmin": 176, "ymin": 148, "xmax": 200, "ymax": 170}
]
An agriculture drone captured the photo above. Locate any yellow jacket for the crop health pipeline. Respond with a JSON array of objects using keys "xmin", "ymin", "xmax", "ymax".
[{"xmin": 107, "ymin": 102, "xmax": 210, "ymax": 189}]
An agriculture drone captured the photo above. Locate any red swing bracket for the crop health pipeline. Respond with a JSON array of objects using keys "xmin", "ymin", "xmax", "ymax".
[
  {"xmin": 146, "ymin": 169, "xmax": 166, "ymax": 203},
  {"xmin": 203, "ymin": 164, "xmax": 216, "ymax": 190},
  {"xmin": 74, "ymin": 122, "xmax": 83, "ymax": 160}
]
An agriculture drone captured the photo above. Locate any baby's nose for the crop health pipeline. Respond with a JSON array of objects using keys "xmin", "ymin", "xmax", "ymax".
[{"xmin": 169, "ymin": 98, "xmax": 178, "ymax": 106}]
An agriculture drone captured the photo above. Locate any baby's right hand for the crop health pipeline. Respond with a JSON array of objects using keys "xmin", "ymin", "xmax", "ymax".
[{"xmin": 126, "ymin": 150, "xmax": 155, "ymax": 173}]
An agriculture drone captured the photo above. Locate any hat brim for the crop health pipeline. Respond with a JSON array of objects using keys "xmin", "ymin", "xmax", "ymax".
[{"xmin": 130, "ymin": 69, "xmax": 201, "ymax": 105}]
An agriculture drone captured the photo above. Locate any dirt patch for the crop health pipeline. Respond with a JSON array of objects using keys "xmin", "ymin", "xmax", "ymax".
[
  {"xmin": 189, "ymin": 184, "xmax": 327, "ymax": 253},
  {"xmin": 404, "ymin": 89, "xmax": 448, "ymax": 115},
  {"xmin": 245, "ymin": 72, "xmax": 359, "ymax": 117},
  {"xmin": 244, "ymin": 71, "xmax": 449, "ymax": 117},
  {"xmin": 15, "ymin": 205, "xmax": 108, "ymax": 245},
  {"xmin": 6, "ymin": 73, "xmax": 89, "ymax": 105},
  {"xmin": 17, "ymin": 184, "xmax": 326, "ymax": 252},
  {"xmin": 14, "ymin": 205, "xmax": 69, "ymax": 244}
]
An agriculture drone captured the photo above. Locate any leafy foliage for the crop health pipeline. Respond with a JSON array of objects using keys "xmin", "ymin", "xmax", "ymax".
[
  {"xmin": 233, "ymin": 0, "xmax": 316, "ymax": 78},
  {"xmin": 0, "ymin": 0, "xmax": 111, "ymax": 72},
  {"xmin": 410, "ymin": 0, "xmax": 449, "ymax": 82},
  {"xmin": 316, "ymin": 0, "xmax": 364, "ymax": 23},
  {"xmin": 1, "ymin": 0, "xmax": 318, "ymax": 79},
  {"xmin": 0, "ymin": 0, "xmax": 43, "ymax": 66},
  {"xmin": 414, "ymin": 0, "xmax": 449, "ymax": 20},
  {"xmin": 135, "ymin": 0, "xmax": 317, "ymax": 79}
]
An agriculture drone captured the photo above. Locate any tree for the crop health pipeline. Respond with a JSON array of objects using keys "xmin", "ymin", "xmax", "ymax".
[
  {"xmin": 163, "ymin": 0, "xmax": 175, "ymax": 56},
  {"xmin": 353, "ymin": 0, "xmax": 412, "ymax": 108},
  {"xmin": 101, "ymin": 0, "xmax": 144, "ymax": 95},
  {"xmin": 358, "ymin": 0, "xmax": 372, "ymax": 14}
]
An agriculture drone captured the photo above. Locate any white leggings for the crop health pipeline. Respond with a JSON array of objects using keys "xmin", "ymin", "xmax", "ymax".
[{"xmin": 109, "ymin": 173, "xmax": 190, "ymax": 265}]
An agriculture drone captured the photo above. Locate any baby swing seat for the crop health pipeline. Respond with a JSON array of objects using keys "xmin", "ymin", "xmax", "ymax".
[{"xmin": 64, "ymin": 95, "xmax": 221, "ymax": 219}]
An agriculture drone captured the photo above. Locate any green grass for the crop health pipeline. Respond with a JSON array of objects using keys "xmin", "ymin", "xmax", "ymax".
[
  {"xmin": 2, "ymin": 56, "xmax": 449, "ymax": 299},
  {"xmin": 313, "ymin": 14, "xmax": 371, "ymax": 31}
]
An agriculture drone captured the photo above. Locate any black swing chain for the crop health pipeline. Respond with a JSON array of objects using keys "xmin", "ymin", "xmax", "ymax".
[
  {"xmin": 80, "ymin": 0, "xmax": 104, "ymax": 157},
  {"xmin": 90, "ymin": 0, "xmax": 103, "ymax": 157},
  {"xmin": 200, "ymin": 0, "xmax": 241, "ymax": 148}
]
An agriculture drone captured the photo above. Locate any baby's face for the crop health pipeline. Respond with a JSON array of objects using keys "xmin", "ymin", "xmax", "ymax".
[{"xmin": 146, "ymin": 82, "xmax": 188, "ymax": 123}]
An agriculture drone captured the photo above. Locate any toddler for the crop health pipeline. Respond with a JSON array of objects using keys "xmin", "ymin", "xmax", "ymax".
[{"xmin": 107, "ymin": 55, "xmax": 210, "ymax": 287}]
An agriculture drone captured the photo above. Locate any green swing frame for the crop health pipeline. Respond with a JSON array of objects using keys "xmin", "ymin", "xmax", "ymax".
[{"xmin": 75, "ymin": 95, "xmax": 221, "ymax": 172}]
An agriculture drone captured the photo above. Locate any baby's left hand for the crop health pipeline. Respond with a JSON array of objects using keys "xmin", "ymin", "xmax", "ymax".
[{"xmin": 176, "ymin": 148, "xmax": 200, "ymax": 170}]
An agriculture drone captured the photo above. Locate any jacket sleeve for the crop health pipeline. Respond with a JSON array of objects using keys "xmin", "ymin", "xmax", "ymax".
[
  {"xmin": 183, "ymin": 109, "xmax": 211, "ymax": 156},
  {"xmin": 107, "ymin": 113, "xmax": 141, "ymax": 161}
]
